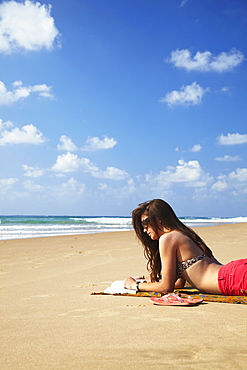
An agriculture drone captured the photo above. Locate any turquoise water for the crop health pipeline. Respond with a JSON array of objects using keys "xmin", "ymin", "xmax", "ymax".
[{"xmin": 0, "ymin": 215, "xmax": 246, "ymax": 240}]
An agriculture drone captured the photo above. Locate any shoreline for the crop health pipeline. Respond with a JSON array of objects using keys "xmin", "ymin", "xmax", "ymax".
[
  {"xmin": 1, "ymin": 215, "xmax": 246, "ymax": 241},
  {"xmin": 1, "ymin": 223, "xmax": 246, "ymax": 369},
  {"xmin": 1, "ymin": 221, "xmax": 247, "ymax": 242}
]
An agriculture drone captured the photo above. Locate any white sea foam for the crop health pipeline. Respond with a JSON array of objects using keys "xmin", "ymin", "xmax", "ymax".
[{"xmin": 0, "ymin": 216, "xmax": 246, "ymax": 240}]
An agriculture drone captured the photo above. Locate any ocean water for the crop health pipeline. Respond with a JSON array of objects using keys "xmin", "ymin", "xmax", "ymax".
[{"xmin": 0, "ymin": 215, "xmax": 246, "ymax": 240}]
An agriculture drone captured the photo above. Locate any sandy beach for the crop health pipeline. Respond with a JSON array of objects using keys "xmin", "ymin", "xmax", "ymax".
[{"xmin": 1, "ymin": 224, "xmax": 247, "ymax": 369}]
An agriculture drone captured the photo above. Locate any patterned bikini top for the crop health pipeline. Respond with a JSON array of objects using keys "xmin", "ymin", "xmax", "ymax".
[{"xmin": 176, "ymin": 254, "xmax": 207, "ymax": 279}]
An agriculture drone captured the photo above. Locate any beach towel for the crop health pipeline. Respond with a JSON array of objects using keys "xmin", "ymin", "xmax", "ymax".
[{"xmin": 91, "ymin": 280, "xmax": 247, "ymax": 304}]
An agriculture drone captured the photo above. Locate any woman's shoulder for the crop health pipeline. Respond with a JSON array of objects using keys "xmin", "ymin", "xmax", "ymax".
[
  {"xmin": 161, "ymin": 229, "xmax": 186, "ymax": 239},
  {"xmin": 160, "ymin": 230, "xmax": 197, "ymax": 251},
  {"xmin": 159, "ymin": 230, "xmax": 187, "ymax": 245}
]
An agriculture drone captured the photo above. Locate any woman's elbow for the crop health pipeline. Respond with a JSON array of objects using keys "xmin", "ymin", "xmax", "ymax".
[{"xmin": 159, "ymin": 282, "xmax": 175, "ymax": 293}]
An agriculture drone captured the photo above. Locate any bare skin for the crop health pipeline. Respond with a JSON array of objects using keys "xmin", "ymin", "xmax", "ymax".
[{"xmin": 124, "ymin": 214, "xmax": 223, "ymax": 294}]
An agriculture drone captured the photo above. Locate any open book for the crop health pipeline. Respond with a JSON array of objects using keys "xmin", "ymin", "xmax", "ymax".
[{"xmin": 104, "ymin": 278, "xmax": 146, "ymax": 295}]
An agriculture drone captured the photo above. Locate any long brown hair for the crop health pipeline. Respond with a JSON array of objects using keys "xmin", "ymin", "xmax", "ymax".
[{"xmin": 132, "ymin": 199, "xmax": 213, "ymax": 282}]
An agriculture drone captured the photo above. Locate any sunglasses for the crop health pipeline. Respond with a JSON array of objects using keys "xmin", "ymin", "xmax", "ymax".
[{"xmin": 141, "ymin": 217, "xmax": 150, "ymax": 229}]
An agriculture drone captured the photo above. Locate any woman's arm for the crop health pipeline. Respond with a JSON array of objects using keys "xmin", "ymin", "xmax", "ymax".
[
  {"xmin": 124, "ymin": 277, "xmax": 172, "ymax": 293},
  {"xmin": 124, "ymin": 233, "xmax": 178, "ymax": 293},
  {"xmin": 124, "ymin": 276, "xmax": 186, "ymax": 292}
]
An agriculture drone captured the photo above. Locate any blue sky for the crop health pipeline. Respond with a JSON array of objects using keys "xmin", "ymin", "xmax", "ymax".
[{"xmin": 0, "ymin": 0, "xmax": 246, "ymax": 217}]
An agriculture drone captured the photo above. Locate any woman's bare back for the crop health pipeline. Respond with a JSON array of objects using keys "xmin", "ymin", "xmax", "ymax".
[{"xmin": 162, "ymin": 231, "xmax": 222, "ymax": 294}]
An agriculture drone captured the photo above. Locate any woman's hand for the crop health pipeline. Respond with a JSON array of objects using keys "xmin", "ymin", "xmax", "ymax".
[{"xmin": 123, "ymin": 277, "xmax": 137, "ymax": 290}]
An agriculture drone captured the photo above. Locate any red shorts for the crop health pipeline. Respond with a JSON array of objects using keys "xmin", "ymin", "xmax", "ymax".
[{"xmin": 218, "ymin": 259, "xmax": 247, "ymax": 296}]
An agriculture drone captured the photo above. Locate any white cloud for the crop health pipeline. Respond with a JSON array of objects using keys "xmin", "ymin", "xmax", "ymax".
[
  {"xmin": 146, "ymin": 159, "xmax": 212, "ymax": 189},
  {"xmin": 175, "ymin": 144, "xmax": 202, "ymax": 152},
  {"xmin": 190, "ymin": 144, "xmax": 202, "ymax": 152},
  {"xmin": 57, "ymin": 135, "xmax": 117, "ymax": 152},
  {"xmin": 217, "ymin": 133, "xmax": 247, "ymax": 145},
  {"xmin": 51, "ymin": 152, "xmax": 128, "ymax": 181},
  {"xmin": 229, "ymin": 168, "xmax": 247, "ymax": 182},
  {"xmin": 160, "ymin": 82, "xmax": 208, "ymax": 107},
  {"xmin": 0, "ymin": 80, "xmax": 54, "ymax": 105},
  {"xmin": 82, "ymin": 136, "xmax": 117, "ymax": 151},
  {"xmin": 0, "ymin": 119, "xmax": 14, "ymax": 130},
  {"xmin": 57, "ymin": 135, "xmax": 78, "ymax": 151},
  {"xmin": 215, "ymin": 155, "xmax": 242, "ymax": 162},
  {"xmin": 179, "ymin": 0, "xmax": 190, "ymax": 7},
  {"xmin": 212, "ymin": 168, "xmax": 247, "ymax": 193},
  {"xmin": 211, "ymin": 180, "xmax": 228, "ymax": 192},
  {"xmin": 0, "ymin": 177, "xmax": 19, "ymax": 199},
  {"xmin": 96, "ymin": 178, "xmax": 136, "ymax": 201},
  {"xmin": 0, "ymin": 0, "xmax": 60, "ymax": 54},
  {"xmin": 0, "ymin": 177, "xmax": 18, "ymax": 187},
  {"xmin": 23, "ymin": 180, "xmax": 44, "ymax": 192},
  {"xmin": 92, "ymin": 167, "xmax": 128, "ymax": 181},
  {"xmin": 51, "ymin": 152, "xmax": 98, "ymax": 173},
  {"xmin": 98, "ymin": 183, "xmax": 108, "ymax": 191},
  {"xmin": 54, "ymin": 173, "xmax": 66, "ymax": 178},
  {"xmin": 167, "ymin": 48, "xmax": 244, "ymax": 72},
  {"xmin": 52, "ymin": 178, "xmax": 85, "ymax": 196},
  {"xmin": 22, "ymin": 165, "xmax": 45, "ymax": 178},
  {"xmin": 0, "ymin": 123, "xmax": 47, "ymax": 145},
  {"xmin": 5, "ymin": 176, "xmax": 85, "ymax": 199},
  {"xmin": 30, "ymin": 84, "xmax": 54, "ymax": 98},
  {"xmin": 221, "ymin": 86, "xmax": 231, "ymax": 95}
]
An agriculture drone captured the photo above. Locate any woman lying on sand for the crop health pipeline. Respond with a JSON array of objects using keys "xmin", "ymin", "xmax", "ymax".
[{"xmin": 124, "ymin": 199, "xmax": 247, "ymax": 298}]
